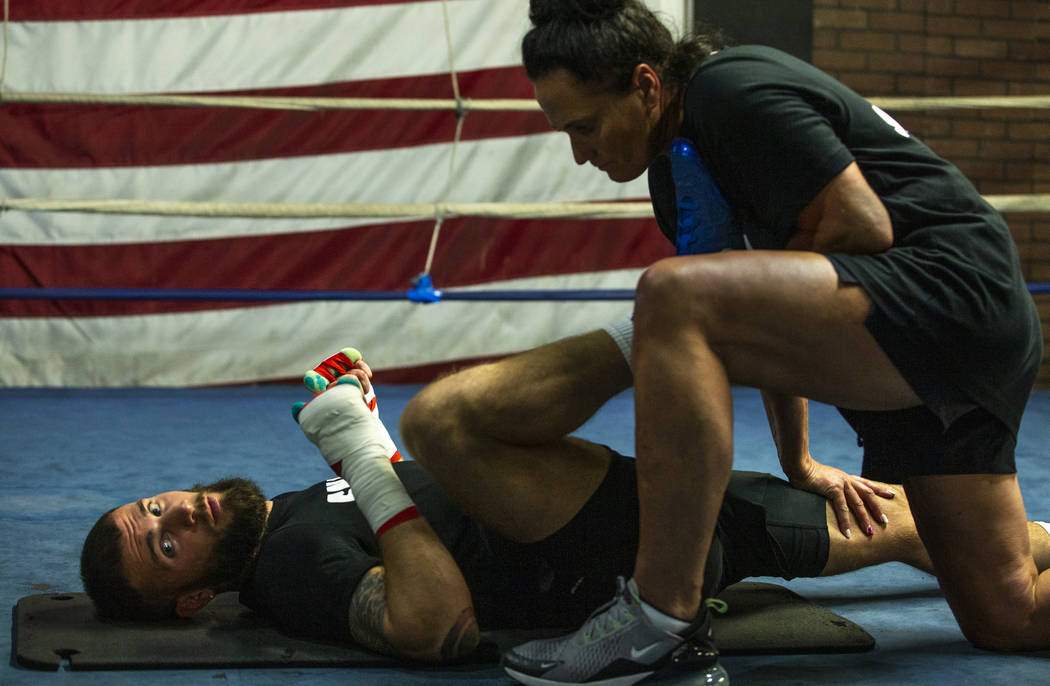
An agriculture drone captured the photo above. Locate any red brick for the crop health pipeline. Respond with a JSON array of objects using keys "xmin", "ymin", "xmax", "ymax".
[
  {"xmin": 953, "ymin": 38, "xmax": 1010, "ymax": 58},
  {"xmin": 895, "ymin": 74, "xmax": 953, "ymax": 95},
  {"xmin": 900, "ymin": 114, "xmax": 954, "ymax": 137},
  {"xmin": 1010, "ymin": 1, "xmax": 1049, "ymax": 20},
  {"xmin": 993, "ymin": 109, "xmax": 1046, "ymax": 122},
  {"xmin": 812, "ymin": 49, "xmax": 869, "ymax": 71},
  {"xmin": 1025, "ymin": 242, "xmax": 1050, "ymax": 259},
  {"xmin": 815, "ymin": 8, "xmax": 869, "ymax": 29},
  {"xmin": 924, "ymin": 138, "xmax": 981, "ymax": 158},
  {"xmin": 954, "ymin": 0, "xmax": 1012, "ymax": 17},
  {"xmin": 1033, "ymin": 223, "xmax": 1050, "ymax": 240},
  {"xmin": 1009, "ymin": 121, "xmax": 1050, "ymax": 140},
  {"xmin": 812, "ymin": 31, "xmax": 840, "ymax": 49},
  {"xmin": 981, "ymin": 60, "xmax": 1037, "ymax": 80},
  {"xmin": 870, "ymin": 50, "xmax": 926, "ymax": 73},
  {"xmin": 924, "ymin": 35, "xmax": 955, "ymax": 55},
  {"xmin": 979, "ymin": 140, "xmax": 1040, "ymax": 159},
  {"xmin": 1007, "ymin": 82, "xmax": 1050, "ymax": 96},
  {"xmin": 841, "ymin": 0, "xmax": 898, "ymax": 9},
  {"xmin": 840, "ymin": 30, "xmax": 899, "ymax": 50},
  {"xmin": 927, "ymin": 16, "xmax": 982, "ymax": 36},
  {"xmin": 982, "ymin": 18, "xmax": 1041, "ymax": 40},
  {"xmin": 869, "ymin": 11, "xmax": 927, "ymax": 32},
  {"xmin": 1008, "ymin": 41, "xmax": 1050, "ymax": 60},
  {"xmin": 953, "ymin": 118, "xmax": 1006, "ymax": 138},
  {"xmin": 837, "ymin": 71, "xmax": 897, "ymax": 94},
  {"xmin": 926, "ymin": 57, "xmax": 981, "ymax": 77},
  {"xmin": 922, "ymin": 0, "xmax": 955, "ymax": 14},
  {"xmin": 1008, "ymin": 162, "xmax": 1050, "ymax": 181},
  {"xmin": 954, "ymin": 159, "xmax": 1007, "ymax": 180},
  {"xmin": 983, "ymin": 180, "xmax": 1034, "ymax": 194},
  {"xmin": 953, "ymin": 79, "xmax": 1010, "ymax": 96}
]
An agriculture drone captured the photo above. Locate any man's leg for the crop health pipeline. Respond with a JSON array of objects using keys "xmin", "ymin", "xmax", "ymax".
[
  {"xmin": 820, "ymin": 487, "xmax": 1050, "ymax": 578},
  {"xmin": 819, "ymin": 482, "xmax": 933, "ymax": 576},
  {"xmin": 401, "ymin": 329, "xmax": 633, "ymax": 542}
]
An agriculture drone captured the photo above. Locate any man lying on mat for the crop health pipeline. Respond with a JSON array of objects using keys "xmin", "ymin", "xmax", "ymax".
[{"xmin": 80, "ymin": 327, "xmax": 1050, "ymax": 665}]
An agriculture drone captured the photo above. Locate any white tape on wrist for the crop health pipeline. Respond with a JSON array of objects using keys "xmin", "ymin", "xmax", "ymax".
[{"xmin": 298, "ymin": 384, "xmax": 415, "ymax": 534}]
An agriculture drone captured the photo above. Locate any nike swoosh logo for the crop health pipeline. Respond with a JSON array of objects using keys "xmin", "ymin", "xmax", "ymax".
[{"xmin": 630, "ymin": 643, "xmax": 664, "ymax": 660}]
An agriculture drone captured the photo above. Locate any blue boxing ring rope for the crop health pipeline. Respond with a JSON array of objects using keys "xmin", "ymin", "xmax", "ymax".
[{"xmin": 0, "ymin": 283, "xmax": 1047, "ymax": 301}]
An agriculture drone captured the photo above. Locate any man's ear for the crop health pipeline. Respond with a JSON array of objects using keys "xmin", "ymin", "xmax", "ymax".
[
  {"xmin": 632, "ymin": 63, "xmax": 662, "ymax": 110},
  {"xmin": 175, "ymin": 589, "xmax": 214, "ymax": 618}
]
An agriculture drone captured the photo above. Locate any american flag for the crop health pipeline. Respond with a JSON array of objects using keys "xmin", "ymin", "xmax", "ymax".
[{"xmin": 1, "ymin": 0, "xmax": 681, "ymax": 386}]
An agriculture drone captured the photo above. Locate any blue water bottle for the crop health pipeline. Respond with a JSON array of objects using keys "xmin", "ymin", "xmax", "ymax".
[{"xmin": 669, "ymin": 138, "xmax": 730, "ymax": 255}]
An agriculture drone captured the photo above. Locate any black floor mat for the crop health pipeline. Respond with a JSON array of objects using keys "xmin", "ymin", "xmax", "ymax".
[{"xmin": 13, "ymin": 582, "xmax": 873, "ymax": 671}]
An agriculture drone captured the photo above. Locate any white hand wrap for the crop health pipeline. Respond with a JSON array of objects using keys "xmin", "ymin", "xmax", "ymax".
[
  {"xmin": 362, "ymin": 385, "xmax": 401, "ymax": 461},
  {"xmin": 298, "ymin": 384, "xmax": 415, "ymax": 534}
]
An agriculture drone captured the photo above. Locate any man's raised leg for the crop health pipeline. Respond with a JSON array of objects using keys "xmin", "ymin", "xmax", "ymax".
[{"xmin": 401, "ymin": 327, "xmax": 633, "ymax": 542}]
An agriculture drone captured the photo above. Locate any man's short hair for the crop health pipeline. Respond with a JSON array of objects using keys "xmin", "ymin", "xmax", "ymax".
[{"xmin": 80, "ymin": 509, "xmax": 174, "ymax": 620}]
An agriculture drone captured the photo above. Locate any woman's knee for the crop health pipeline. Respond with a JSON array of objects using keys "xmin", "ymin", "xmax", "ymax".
[
  {"xmin": 961, "ymin": 611, "xmax": 1042, "ymax": 652},
  {"xmin": 951, "ymin": 573, "xmax": 1046, "ymax": 651},
  {"xmin": 635, "ymin": 257, "xmax": 725, "ymax": 331}
]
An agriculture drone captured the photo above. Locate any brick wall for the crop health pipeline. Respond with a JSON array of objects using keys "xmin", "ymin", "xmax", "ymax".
[{"xmin": 811, "ymin": 0, "xmax": 1050, "ymax": 387}]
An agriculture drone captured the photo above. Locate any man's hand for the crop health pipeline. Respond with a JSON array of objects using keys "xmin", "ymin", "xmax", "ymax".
[
  {"xmin": 292, "ymin": 346, "xmax": 402, "ymax": 467},
  {"xmin": 303, "ymin": 347, "xmax": 373, "ymax": 396},
  {"xmin": 787, "ymin": 458, "xmax": 895, "ymax": 538}
]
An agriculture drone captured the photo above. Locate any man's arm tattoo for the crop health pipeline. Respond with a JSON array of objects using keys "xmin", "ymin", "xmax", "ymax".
[{"xmin": 347, "ymin": 566, "xmax": 399, "ymax": 657}]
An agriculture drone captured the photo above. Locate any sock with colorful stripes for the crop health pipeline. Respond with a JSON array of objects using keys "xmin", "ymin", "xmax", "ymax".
[{"xmin": 295, "ymin": 368, "xmax": 417, "ymax": 536}]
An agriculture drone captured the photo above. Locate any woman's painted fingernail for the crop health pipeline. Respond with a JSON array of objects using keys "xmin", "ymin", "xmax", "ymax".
[
  {"xmin": 881, "ymin": 514, "xmax": 890, "ymax": 524},
  {"xmin": 845, "ymin": 528, "xmax": 852, "ymax": 539},
  {"xmin": 866, "ymin": 525, "xmax": 874, "ymax": 535}
]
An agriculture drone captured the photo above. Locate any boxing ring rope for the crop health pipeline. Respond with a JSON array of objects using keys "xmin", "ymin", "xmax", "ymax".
[{"xmin": 4, "ymin": 92, "xmax": 1050, "ymax": 113}]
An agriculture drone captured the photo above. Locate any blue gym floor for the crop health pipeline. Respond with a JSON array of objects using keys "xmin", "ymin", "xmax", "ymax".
[{"xmin": 3, "ymin": 384, "xmax": 1049, "ymax": 684}]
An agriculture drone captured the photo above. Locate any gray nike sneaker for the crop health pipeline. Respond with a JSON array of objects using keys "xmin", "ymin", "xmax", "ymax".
[{"xmin": 502, "ymin": 577, "xmax": 728, "ymax": 686}]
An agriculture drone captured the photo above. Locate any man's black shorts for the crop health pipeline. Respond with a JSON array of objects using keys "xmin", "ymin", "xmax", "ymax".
[{"xmin": 477, "ymin": 451, "xmax": 830, "ymax": 628}]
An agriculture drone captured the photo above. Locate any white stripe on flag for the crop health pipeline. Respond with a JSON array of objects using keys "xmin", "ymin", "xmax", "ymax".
[{"xmin": 7, "ymin": 1, "xmax": 531, "ymax": 93}]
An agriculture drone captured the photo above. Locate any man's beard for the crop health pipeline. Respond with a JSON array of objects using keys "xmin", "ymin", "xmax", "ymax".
[{"xmin": 189, "ymin": 477, "xmax": 268, "ymax": 591}]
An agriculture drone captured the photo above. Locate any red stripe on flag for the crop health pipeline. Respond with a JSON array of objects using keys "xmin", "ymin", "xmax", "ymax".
[
  {"xmin": 1, "ymin": 68, "xmax": 546, "ymax": 169},
  {"xmin": 10, "ymin": 0, "xmax": 437, "ymax": 22},
  {"xmin": 0, "ymin": 216, "xmax": 669, "ymax": 317}
]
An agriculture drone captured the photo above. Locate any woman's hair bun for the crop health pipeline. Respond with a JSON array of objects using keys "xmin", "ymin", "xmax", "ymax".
[{"xmin": 529, "ymin": 0, "xmax": 630, "ymax": 26}]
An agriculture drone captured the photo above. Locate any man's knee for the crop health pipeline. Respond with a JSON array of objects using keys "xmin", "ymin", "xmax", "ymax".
[{"xmin": 400, "ymin": 386, "xmax": 451, "ymax": 460}]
